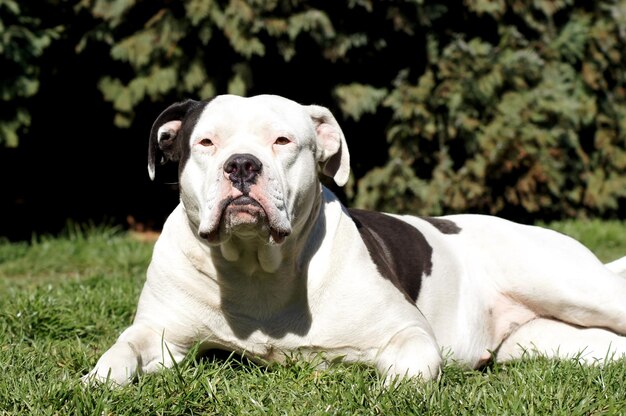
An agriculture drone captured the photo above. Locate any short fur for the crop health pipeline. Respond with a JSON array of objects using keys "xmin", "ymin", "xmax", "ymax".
[{"xmin": 85, "ymin": 94, "xmax": 626, "ymax": 386}]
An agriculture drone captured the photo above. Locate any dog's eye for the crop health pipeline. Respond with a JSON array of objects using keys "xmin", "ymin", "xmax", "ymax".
[
  {"xmin": 274, "ymin": 137, "xmax": 291, "ymax": 145},
  {"xmin": 199, "ymin": 138, "xmax": 214, "ymax": 147}
]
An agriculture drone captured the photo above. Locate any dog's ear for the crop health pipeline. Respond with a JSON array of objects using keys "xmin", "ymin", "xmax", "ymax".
[
  {"xmin": 148, "ymin": 99, "xmax": 200, "ymax": 180},
  {"xmin": 306, "ymin": 105, "xmax": 351, "ymax": 187}
]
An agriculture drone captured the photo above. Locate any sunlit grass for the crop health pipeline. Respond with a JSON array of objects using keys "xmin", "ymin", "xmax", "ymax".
[{"xmin": 1, "ymin": 220, "xmax": 625, "ymax": 414}]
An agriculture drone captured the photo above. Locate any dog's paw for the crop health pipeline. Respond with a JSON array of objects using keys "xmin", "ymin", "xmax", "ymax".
[
  {"xmin": 81, "ymin": 367, "xmax": 134, "ymax": 387},
  {"xmin": 82, "ymin": 342, "xmax": 140, "ymax": 387},
  {"xmin": 377, "ymin": 326, "xmax": 442, "ymax": 384}
]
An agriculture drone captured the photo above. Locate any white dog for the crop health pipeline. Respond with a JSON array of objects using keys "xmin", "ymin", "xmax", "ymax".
[{"xmin": 85, "ymin": 94, "xmax": 626, "ymax": 386}]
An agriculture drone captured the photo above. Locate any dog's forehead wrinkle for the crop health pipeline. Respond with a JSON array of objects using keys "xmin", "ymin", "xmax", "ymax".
[
  {"xmin": 193, "ymin": 119, "xmax": 295, "ymax": 146},
  {"xmin": 197, "ymin": 97, "xmax": 311, "ymax": 141}
]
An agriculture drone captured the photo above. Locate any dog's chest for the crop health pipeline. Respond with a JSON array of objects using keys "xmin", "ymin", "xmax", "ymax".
[
  {"xmin": 186, "ymin": 272, "xmax": 376, "ymax": 364},
  {"xmin": 202, "ymin": 308, "xmax": 375, "ymax": 366}
]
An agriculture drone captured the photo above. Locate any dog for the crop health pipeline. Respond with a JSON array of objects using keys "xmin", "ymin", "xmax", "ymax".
[{"xmin": 84, "ymin": 94, "xmax": 626, "ymax": 386}]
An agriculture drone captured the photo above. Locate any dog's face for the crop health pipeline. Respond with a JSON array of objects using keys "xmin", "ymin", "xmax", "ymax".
[{"xmin": 148, "ymin": 94, "xmax": 350, "ymax": 246}]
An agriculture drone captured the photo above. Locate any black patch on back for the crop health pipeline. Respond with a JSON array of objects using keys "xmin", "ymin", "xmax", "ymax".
[
  {"xmin": 348, "ymin": 208, "xmax": 433, "ymax": 302},
  {"xmin": 420, "ymin": 217, "xmax": 462, "ymax": 234}
]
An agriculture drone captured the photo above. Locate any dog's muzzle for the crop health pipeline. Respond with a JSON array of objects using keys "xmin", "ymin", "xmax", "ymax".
[{"xmin": 197, "ymin": 152, "xmax": 291, "ymax": 245}]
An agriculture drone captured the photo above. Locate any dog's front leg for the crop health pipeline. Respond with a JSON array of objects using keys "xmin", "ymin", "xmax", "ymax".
[
  {"xmin": 83, "ymin": 322, "xmax": 188, "ymax": 386},
  {"xmin": 375, "ymin": 325, "xmax": 442, "ymax": 384}
]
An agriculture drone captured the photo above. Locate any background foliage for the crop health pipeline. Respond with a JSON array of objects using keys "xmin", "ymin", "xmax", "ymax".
[
  {"xmin": 0, "ymin": 0, "xmax": 61, "ymax": 147},
  {"xmin": 2, "ymin": 0, "xmax": 626, "ymax": 238}
]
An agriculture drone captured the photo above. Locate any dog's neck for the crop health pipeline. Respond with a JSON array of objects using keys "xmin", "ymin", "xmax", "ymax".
[
  {"xmin": 170, "ymin": 184, "xmax": 340, "ymax": 318},
  {"xmin": 217, "ymin": 235, "xmax": 284, "ymax": 275},
  {"xmin": 196, "ymin": 186, "xmax": 326, "ymax": 317},
  {"xmin": 201, "ymin": 184, "xmax": 326, "ymax": 277}
]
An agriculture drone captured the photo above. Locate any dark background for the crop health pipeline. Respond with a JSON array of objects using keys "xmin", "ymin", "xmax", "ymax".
[{"xmin": 2, "ymin": 1, "xmax": 625, "ymax": 242}]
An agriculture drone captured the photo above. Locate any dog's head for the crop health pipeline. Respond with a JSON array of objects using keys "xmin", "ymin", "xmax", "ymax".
[{"xmin": 148, "ymin": 94, "xmax": 350, "ymax": 246}]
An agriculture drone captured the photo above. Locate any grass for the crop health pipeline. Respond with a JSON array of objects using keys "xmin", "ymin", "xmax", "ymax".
[{"xmin": 1, "ymin": 219, "xmax": 626, "ymax": 415}]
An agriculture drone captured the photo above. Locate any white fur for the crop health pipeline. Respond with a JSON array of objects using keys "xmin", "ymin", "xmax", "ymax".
[{"xmin": 84, "ymin": 94, "xmax": 626, "ymax": 386}]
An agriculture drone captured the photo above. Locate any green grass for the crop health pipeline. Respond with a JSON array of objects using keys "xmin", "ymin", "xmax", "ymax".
[{"xmin": 1, "ymin": 220, "xmax": 626, "ymax": 415}]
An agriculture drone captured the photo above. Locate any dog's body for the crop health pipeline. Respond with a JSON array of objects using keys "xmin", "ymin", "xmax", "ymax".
[{"xmin": 86, "ymin": 94, "xmax": 626, "ymax": 386}]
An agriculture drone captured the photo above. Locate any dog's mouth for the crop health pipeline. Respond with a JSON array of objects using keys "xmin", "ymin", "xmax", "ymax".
[
  {"xmin": 224, "ymin": 195, "xmax": 265, "ymax": 220},
  {"xmin": 228, "ymin": 195, "xmax": 263, "ymax": 208},
  {"xmin": 199, "ymin": 195, "xmax": 290, "ymax": 244}
]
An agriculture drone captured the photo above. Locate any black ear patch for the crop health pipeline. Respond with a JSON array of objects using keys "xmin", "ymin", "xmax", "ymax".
[
  {"xmin": 158, "ymin": 129, "xmax": 180, "ymax": 162},
  {"xmin": 147, "ymin": 99, "xmax": 206, "ymax": 180}
]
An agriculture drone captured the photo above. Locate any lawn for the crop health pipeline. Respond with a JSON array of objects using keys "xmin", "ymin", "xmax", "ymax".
[{"xmin": 1, "ymin": 220, "xmax": 626, "ymax": 415}]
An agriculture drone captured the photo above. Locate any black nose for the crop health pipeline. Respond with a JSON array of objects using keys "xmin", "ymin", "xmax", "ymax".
[{"xmin": 224, "ymin": 153, "xmax": 263, "ymax": 191}]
